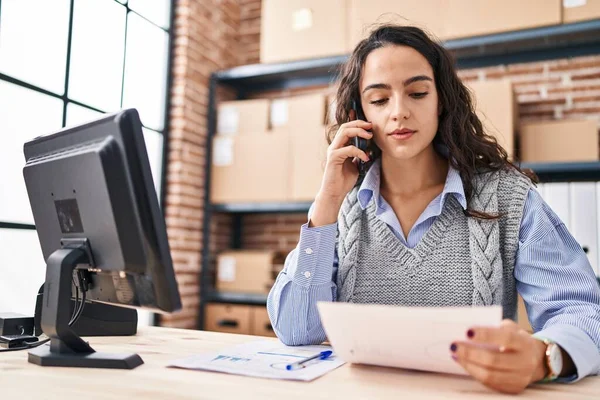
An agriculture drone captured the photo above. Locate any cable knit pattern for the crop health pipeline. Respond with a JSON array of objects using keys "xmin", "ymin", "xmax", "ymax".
[
  {"xmin": 336, "ymin": 168, "xmax": 531, "ymax": 318},
  {"xmin": 337, "ymin": 186, "xmax": 362, "ymax": 303},
  {"xmin": 468, "ymin": 171, "xmax": 502, "ymax": 306}
]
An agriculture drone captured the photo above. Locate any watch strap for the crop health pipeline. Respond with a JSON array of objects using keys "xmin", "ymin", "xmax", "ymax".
[{"xmin": 537, "ymin": 337, "xmax": 560, "ymax": 382}]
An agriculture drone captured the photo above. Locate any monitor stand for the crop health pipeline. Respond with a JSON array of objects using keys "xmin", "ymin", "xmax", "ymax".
[{"xmin": 28, "ymin": 243, "xmax": 143, "ymax": 369}]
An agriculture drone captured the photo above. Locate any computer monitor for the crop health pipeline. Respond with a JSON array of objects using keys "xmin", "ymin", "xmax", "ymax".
[{"xmin": 22, "ymin": 109, "xmax": 181, "ymax": 369}]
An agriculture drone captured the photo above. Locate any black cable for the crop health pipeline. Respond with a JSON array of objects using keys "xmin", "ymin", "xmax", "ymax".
[
  {"xmin": 69, "ymin": 288, "xmax": 86, "ymax": 326},
  {"xmin": 0, "ymin": 336, "xmax": 50, "ymax": 353},
  {"xmin": 70, "ymin": 275, "xmax": 80, "ymax": 323},
  {"xmin": 69, "ymin": 270, "xmax": 88, "ymax": 326},
  {"xmin": 68, "ymin": 271, "xmax": 87, "ymax": 326},
  {"xmin": 69, "ymin": 294, "xmax": 82, "ymax": 326},
  {"xmin": 1, "ymin": 299, "xmax": 85, "ymax": 353},
  {"xmin": 1, "ymin": 273, "xmax": 88, "ymax": 353}
]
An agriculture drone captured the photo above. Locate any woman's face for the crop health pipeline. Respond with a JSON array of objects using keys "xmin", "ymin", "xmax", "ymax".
[{"xmin": 359, "ymin": 45, "xmax": 439, "ymax": 161}]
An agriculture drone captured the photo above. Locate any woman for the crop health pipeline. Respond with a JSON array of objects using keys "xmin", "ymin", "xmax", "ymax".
[{"xmin": 266, "ymin": 25, "xmax": 600, "ymax": 394}]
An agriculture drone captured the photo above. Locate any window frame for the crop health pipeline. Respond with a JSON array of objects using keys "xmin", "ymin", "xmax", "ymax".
[{"xmin": 0, "ymin": 0, "xmax": 174, "ymax": 232}]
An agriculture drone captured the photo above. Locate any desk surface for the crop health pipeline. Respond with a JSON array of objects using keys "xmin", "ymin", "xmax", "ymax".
[{"xmin": 1, "ymin": 326, "xmax": 598, "ymax": 399}]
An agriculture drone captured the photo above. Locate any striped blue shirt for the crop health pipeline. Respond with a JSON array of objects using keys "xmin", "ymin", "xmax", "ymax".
[{"xmin": 267, "ymin": 159, "xmax": 600, "ymax": 381}]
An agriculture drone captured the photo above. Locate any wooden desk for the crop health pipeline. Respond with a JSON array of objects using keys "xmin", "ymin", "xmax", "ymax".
[{"xmin": 1, "ymin": 327, "xmax": 598, "ymax": 399}]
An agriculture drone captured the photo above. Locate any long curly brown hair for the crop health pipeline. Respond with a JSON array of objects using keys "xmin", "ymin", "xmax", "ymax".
[{"xmin": 327, "ymin": 24, "xmax": 536, "ymax": 219}]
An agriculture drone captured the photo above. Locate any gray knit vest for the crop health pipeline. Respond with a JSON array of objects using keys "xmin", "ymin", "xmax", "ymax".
[{"xmin": 336, "ymin": 169, "xmax": 531, "ymax": 320}]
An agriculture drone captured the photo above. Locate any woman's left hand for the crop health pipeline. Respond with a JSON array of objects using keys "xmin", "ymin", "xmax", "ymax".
[{"xmin": 451, "ymin": 319, "xmax": 548, "ymax": 394}]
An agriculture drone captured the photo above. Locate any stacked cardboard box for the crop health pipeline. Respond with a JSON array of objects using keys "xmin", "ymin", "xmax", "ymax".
[
  {"xmin": 260, "ymin": 0, "xmax": 347, "ymax": 63},
  {"xmin": 346, "ymin": 0, "xmax": 448, "ymax": 49},
  {"xmin": 441, "ymin": 0, "xmax": 561, "ymax": 40},
  {"xmin": 204, "ymin": 304, "xmax": 276, "ymax": 337},
  {"xmin": 210, "ymin": 99, "xmax": 290, "ymax": 203},
  {"xmin": 520, "ymin": 119, "xmax": 599, "ymax": 163},
  {"xmin": 261, "ymin": 0, "xmax": 564, "ymax": 63},
  {"xmin": 466, "ymin": 80, "xmax": 518, "ymax": 159},
  {"xmin": 563, "ymin": 0, "xmax": 600, "ymax": 23},
  {"xmin": 216, "ymin": 250, "xmax": 283, "ymax": 294},
  {"xmin": 211, "ymin": 94, "xmax": 329, "ymax": 204},
  {"xmin": 271, "ymin": 94, "xmax": 329, "ymax": 201}
]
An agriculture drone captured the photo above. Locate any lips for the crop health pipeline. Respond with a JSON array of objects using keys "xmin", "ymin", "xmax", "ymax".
[{"xmin": 388, "ymin": 128, "xmax": 416, "ymax": 140}]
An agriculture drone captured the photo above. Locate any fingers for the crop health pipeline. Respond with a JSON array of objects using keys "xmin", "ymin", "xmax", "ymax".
[
  {"xmin": 330, "ymin": 122, "xmax": 373, "ymax": 149},
  {"xmin": 466, "ymin": 319, "xmax": 523, "ymax": 352},
  {"xmin": 452, "ymin": 341, "xmax": 523, "ymax": 372},
  {"xmin": 451, "ymin": 320, "xmax": 541, "ymax": 394},
  {"xmin": 453, "ymin": 356, "xmax": 529, "ymax": 395},
  {"xmin": 329, "ymin": 145, "xmax": 369, "ymax": 164}
]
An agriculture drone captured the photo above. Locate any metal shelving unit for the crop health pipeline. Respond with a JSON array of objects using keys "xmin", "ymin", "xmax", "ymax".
[
  {"xmin": 211, "ymin": 202, "xmax": 312, "ymax": 214},
  {"xmin": 204, "ymin": 291, "xmax": 269, "ymax": 306},
  {"xmin": 521, "ymin": 162, "xmax": 600, "ymax": 182},
  {"xmin": 198, "ymin": 20, "xmax": 600, "ymax": 328}
]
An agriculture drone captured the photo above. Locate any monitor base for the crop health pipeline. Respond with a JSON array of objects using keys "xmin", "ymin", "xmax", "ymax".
[
  {"xmin": 29, "ymin": 344, "xmax": 143, "ymax": 369},
  {"xmin": 28, "ymin": 244, "xmax": 143, "ymax": 370}
]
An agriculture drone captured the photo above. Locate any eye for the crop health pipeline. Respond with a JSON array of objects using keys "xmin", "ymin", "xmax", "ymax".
[
  {"xmin": 369, "ymin": 98, "xmax": 387, "ymax": 106},
  {"xmin": 410, "ymin": 92, "xmax": 429, "ymax": 99}
]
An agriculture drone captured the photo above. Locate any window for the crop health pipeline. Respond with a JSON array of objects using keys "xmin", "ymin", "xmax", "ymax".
[
  {"xmin": 68, "ymin": 0, "xmax": 126, "ymax": 112},
  {"xmin": 0, "ymin": 0, "xmax": 71, "ymax": 93},
  {"xmin": 0, "ymin": 0, "xmax": 173, "ymax": 328},
  {"xmin": 128, "ymin": 0, "xmax": 171, "ymax": 29},
  {"xmin": 0, "ymin": 81, "xmax": 64, "ymax": 225},
  {"xmin": 122, "ymin": 12, "xmax": 169, "ymax": 131}
]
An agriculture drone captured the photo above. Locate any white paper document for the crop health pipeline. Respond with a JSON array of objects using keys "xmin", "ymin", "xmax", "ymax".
[
  {"xmin": 317, "ymin": 302, "xmax": 502, "ymax": 376},
  {"xmin": 168, "ymin": 340, "xmax": 345, "ymax": 381}
]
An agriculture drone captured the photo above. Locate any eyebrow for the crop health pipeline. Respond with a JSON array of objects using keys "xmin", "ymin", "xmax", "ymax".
[{"xmin": 362, "ymin": 75, "xmax": 433, "ymax": 94}]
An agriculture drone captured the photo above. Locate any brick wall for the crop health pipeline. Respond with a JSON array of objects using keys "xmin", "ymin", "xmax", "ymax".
[
  {"xmin": 242, "ymin": 214, "xmax": 308, "ymax": 255},
  {"xmin": 458, "ymin": 56, "xmax": 600, "ymax": 126},
  {"xmin": 239, "ymin": 0, "xmax": 262, "ymax": 65},
  {"xmin": 163, "ymin": 0, "xmax": 599, "ymax": 328}
]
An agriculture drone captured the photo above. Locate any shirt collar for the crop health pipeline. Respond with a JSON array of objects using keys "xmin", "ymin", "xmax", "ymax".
[{"xmin": 357, "ymin": 158, "xmax": 467, "ymax": 212}]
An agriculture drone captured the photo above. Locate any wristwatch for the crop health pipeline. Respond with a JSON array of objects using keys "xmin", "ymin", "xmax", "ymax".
[{"xmin": 538, "ymin": 338, "xmax": 563, "ymax": 382}]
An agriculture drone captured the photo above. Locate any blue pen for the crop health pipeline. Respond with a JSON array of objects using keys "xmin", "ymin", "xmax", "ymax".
[{"xmin": 286, "ymin": 350, "xmax": 333, "ymax": 371}]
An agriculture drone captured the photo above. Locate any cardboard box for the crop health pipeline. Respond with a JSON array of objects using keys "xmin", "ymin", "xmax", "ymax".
[
  {"xmin": 251, "ymin": 307, "xmax": 276, "ymax": 337},
  {"xmin": 563, "ymin": 0, "xmax": 600, "ymax": 23},
  {"xmin": 217, "ymin": 99, "xmax": 270, "ymax": 135},
  {"xmin": 347, "ymin": 0, "xmax": 449, "ymax": 50},
  {"xmin": 210, "ymin": 132, "xmax": 290, "ymax": 203},
  {"xmin": 260, "ymin": 0, "xmax": 347, "ymax": 63},
  {"xmin": 216, "ymin": 250, "xmax": 279, "ymax": 294},
  {"xmin": 348, "ymin": 0, "xmax": 561, "ymax": 48},
  {"xmin": 204, "ymin": 304, "xmax": 252, "ymax": 334},
  {"xmin": 270, "ymin": 94, "xmax": 327, "ymax": 131},
  {"xmin": 445, "ymin": 0, "xmax": 561, "ymax": 39},
  {"xmin": 520, "ymin": 119, "xmax": 599, "ymax": 163},
  {"xmin": 290, "ymin": 126, "xmax": 328, "ymax": 201},
  {"xmin": 270, "ymin": 93, "xmax": 329, "ymax": 201},
  {"xmin": 467, "ymin": 80, "xmax": 517, "ymax": 159}
]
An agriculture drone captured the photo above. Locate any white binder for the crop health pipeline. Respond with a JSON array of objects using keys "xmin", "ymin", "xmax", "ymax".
[
  {"xmin": 544, "ymin": 183, "xmax": 571, "ymax": 230},
  {"xmin": 535, "ymin": 183, "xmax": 546, "ymax": 199},
  {"xmin": 570, "ymin": 183, "xmax": 598, "ymax": 274}
]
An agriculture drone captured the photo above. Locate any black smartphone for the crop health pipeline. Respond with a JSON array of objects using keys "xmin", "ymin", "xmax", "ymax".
[{"xmin": 352, "ymin": 99, "xmax": 369, "ymax": 175}]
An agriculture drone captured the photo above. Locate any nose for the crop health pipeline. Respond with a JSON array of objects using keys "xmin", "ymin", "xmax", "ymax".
[{"xmin": 390, "ymin": 96, "xmax": 410, "ymax": 121}]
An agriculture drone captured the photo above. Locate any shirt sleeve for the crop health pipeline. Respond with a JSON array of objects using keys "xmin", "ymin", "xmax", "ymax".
[
  {"xmin": 266, "ymin": 204, "xmax": 339, "ymax": 345},
  {"xmin": 516, "ymin": 188, "xmax": 600, "ymax": 382}
]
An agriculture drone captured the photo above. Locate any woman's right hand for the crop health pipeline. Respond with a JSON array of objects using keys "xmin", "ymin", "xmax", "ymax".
[{"xmin": 309, "ymin": 116, "xmax": 372, "ymax": 227}]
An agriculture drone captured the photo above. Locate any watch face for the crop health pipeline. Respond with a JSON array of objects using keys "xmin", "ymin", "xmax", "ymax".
[{"xmin": 548, "ymin": 343, "xmax": 563, "ymax": 377}]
